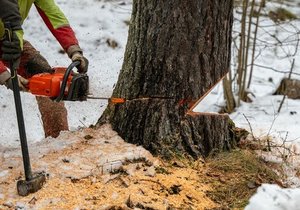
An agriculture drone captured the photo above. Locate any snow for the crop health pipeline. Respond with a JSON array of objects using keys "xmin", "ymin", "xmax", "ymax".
[
  {"xmin": 1, "ymin": 0, "xmax": 300, "ymax": 208},
  {"xmin": 246, "ymin": 184, "xmax": 300, "ymax": 210},
  {"xmin": 231, "ymin": 95, "xmax": 300, "ymax": 142}
]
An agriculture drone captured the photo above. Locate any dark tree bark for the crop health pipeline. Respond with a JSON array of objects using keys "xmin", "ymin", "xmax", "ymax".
[{"xmin": 98, "ymin": 0, "xmax": 235, "ymax": 158}]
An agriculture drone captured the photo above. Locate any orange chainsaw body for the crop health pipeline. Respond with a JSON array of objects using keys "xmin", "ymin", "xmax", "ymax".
[
  {"xmin": 28, "ymin": 66, "xmax": 88, "ymax": 101},
  {"xmin": 28, "ymin": 67, "xmax": 72, "ymax": 98}
]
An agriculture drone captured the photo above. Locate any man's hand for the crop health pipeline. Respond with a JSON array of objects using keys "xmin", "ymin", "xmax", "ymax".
[
  {"xmin": 67, "ymin": 45, "xmax": 89, "ymax": 73},
  {"xmin": 1, "ymin": 30, "xmax": 22, "ymax": 61},
  {"xmin": 5, "ymin": 75, "xmax": 29, "ymax": 91},
  {"xmin": 71, "ymin": 52, "xmax": 89, "ymax": 73},
  {"xmin": 0, "ymin": 70, "xmax": 28, "ymax": 91}
]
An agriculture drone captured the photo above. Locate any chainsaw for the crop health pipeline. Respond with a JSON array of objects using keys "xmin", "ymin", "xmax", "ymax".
[
  {"xmin": 28, "ymin": 61, "xmax": 126, "ymax": 104},
  {"xmin": 28, "ymin": 61, "xmax": 89, "ymax": 102}
]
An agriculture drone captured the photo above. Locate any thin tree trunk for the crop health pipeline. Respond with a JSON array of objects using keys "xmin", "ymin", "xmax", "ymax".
[
  {"xmin": 223, "ymin": 74, "xmax": 236, "ymax": 113},
  {"xmin": 237, "ymin": 0, "xmax": 249, "ymax": 105},
  {"xmin": 241, "ymin": 0, "xmax": 255, "ymax": 96},
  {"xmin": 247, "ymin": 0, "xmax": 264, "ymax": 89}
]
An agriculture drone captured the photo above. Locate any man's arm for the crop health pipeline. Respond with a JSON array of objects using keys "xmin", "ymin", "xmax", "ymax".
[
  {"xmin": 34, "ymin": 0, "xmax": 79, "ymax": 52},
  {"xmin": 0, "ymin": 0, "xmax": 22, "ymax": 30},
  {"xmin": 35, "ymin": 0, "xmax": 88, "ymax": 73},
  {"xmin": 0, "ymin": 0, "xmax": 23, "ymax": 77}
]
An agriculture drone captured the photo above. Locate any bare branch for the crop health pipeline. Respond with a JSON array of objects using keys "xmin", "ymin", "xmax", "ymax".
[{"xmin": 250, "ymin": 64, "xmax": 300, "ymax": 76}]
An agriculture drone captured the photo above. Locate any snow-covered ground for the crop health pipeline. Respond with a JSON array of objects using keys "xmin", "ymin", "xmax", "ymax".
[
  {"xmin": 246, "ymin": 184, "xmax": 300, "ymax": 210},
  {"xmin": 234, "ymin": 1, "xmax": 300, "ymax": 209},
  {"xmin": 1, "ymin": 0, "xmax": 300, "ymax": 208}
]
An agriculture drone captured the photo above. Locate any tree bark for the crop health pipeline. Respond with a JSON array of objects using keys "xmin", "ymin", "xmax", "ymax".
[
  {"xmin": 98, "ymin": 0, "xmax": 235, "ymax": 158},
  {"xmin": 36, "ymin": 97, "xmax": 68, "ymax": 138},
  {"xmin": 274, "ymin": 78, "xmax": 300, "ymax": 99}
]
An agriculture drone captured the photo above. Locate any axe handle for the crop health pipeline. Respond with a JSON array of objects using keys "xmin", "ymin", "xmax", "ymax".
[{"xmin": 4, "ymin": 22, "xmax": 33, "ymax": 181}]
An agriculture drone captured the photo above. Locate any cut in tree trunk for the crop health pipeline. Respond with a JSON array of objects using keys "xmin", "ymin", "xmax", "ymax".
[{"xmin": 98, "ymin": 0, "xmax": 235, "ymax": 159}]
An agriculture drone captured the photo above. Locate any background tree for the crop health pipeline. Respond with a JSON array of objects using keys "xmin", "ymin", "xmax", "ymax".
[
  {"xmin": 224, "ymin": 0, "xmax": 299, "ymax": 113},
  {"xmin": 99, "ymin": 0, "xmax": 235, "ymax": 159}
]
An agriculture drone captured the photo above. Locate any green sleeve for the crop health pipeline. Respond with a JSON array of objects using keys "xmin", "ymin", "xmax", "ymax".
[{"xmin": 34, "ymin": 0, "xmax": 69, "ymax": 29}]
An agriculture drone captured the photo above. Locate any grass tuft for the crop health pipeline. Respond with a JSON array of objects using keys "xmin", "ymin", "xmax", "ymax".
[{"xmin": 205, "ymin": 149, "xmax": 279, "ymax": 209}]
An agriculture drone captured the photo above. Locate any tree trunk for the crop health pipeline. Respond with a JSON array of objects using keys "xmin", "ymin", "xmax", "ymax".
[{"xmin": 98, "ymin": 0, "xmax": 235, "ymax": 158}]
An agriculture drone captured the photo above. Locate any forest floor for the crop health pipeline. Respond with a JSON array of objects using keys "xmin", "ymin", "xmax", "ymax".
[{"xmin": 0, "ymin": 125, "xmax": 281, "ymax": 210}]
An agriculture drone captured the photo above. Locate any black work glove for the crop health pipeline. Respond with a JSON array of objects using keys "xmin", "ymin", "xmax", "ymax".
[
  {"xmin": 71, "ymin": 52, "xmax": 89, "ymax": 73},
  {"xmin": 1, "ymin": 30, "xmax": 22, "ymax": 61}
]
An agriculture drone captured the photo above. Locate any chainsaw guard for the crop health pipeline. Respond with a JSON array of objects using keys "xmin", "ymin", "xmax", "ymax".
[{"xmin": 66, "ymin": 74, "xmax": 89, "ymax": 101}]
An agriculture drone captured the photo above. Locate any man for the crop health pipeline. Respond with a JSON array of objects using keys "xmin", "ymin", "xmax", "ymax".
[{"xmin": 0, "ymin": 0, "xmax": 88, "ymax": 137}]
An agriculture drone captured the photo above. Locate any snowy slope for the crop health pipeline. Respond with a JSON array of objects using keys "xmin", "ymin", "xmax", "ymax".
[
  {"xmin": 237, "ymin": 1, "xmax": 300, "ymax": 209},
  {"xmin": 0, "ymin": 0, "xmax": 132, "ymax": 147}
]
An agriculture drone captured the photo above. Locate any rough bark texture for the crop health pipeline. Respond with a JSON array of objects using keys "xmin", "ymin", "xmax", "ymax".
[
  {"xmin": 274, "ymin": 78, "xmax": 300, "ymax": 99},
  {"xmin": 36, "ymin": 97, "xmax": 68, "ymax": 138},
  {"xmin": 112, "ymin": 0, "xmax": 232, "ymax": 101},
  {"xmin": 181, "ymin": 112, "xmax": 232, "ymax": 157},
  {"xmin": 99, "ymin": 0, "xmax": 234, "ymax": 158}
]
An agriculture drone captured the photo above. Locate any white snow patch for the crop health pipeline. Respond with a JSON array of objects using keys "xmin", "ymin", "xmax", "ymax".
[{"xmin": 245, "ymin": 184, "xmax": 300, "ymax": 210}]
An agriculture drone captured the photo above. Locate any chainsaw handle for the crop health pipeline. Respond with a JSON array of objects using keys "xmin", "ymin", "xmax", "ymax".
[{"xmin": 55, "ymin": 61, "xmax": 81, "ymax": 102}]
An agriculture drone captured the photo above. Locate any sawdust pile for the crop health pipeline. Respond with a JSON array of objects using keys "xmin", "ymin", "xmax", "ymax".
[
  {"xmin": 0, "ymin": 124, "xmax": 217, "ymax": 209},
  {"xmin": 10, "ymin": 164, "xmax": 215, "ymax": 209}
]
